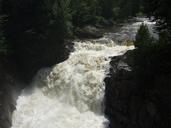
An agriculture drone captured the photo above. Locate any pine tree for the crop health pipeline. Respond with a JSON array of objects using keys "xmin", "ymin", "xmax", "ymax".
[{"xmin": 135, "ymin": 24, "xmax": 153, "ymax": 48}]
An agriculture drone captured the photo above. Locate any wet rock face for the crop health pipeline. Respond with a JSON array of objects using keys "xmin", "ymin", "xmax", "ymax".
[
  {"xmin": 104, "ymin": 51, "xmax": 171, "ymax": 128},
  {"xmin": 0, "ymin": 64, "xmax": 16, "ymax": 128}
]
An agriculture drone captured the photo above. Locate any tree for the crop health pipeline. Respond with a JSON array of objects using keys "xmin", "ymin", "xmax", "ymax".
[
  {"xmin": 118, "ymin": 0, "xmax": 143, "ymax": 19},
  {"xmin": 135, "ymin": 24, "xmax": 154, "ymax": 49},
  {"xmin": 51, "ymin": 0, "xmax": 73, "ymax": 38},
  {"xmin": 70, "ymin": 0, "xmax": 98, "ymax": 26},
  {"xmin": 145, "ymin": 0, "xmax": 171, "ymax": 37},
  {"xmin": 99, "ymin": 0, "xmax": 114, "ymax": 19},
  {"xmin": 0, "ymin": 0, "xmax": 72, "ymax": 81}
]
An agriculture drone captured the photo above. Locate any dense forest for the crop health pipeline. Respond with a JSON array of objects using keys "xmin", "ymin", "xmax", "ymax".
[
  {"xmin": 0, "ymin": 0, "xmax": 145, "ymax": 81},
  {"xmin": 0, "ymin": 0, "xmax": 170, "ymax": 81},
  {"xmin": 0, "ymin": 0, "xmax": 171, "ymax": 128}
]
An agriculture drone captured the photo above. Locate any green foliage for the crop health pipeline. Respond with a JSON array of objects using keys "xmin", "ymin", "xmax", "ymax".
[
  {"xmin": 51, "ymin": 0, "xmax": 73, "ymax": 38},
  {"xmin": 112, "ymin": 7, "xmax": 120, "ymax": 19},
  {"xmin": 70, "ymin": 0, "xmax": 100, "ymax": 26},
  {"xmin": 0, "ymin": 0, "xmax": 147, "ymax": 80},
  {"xmin": 145, "ymin": 0, "xmax": 171, "ymax": 36},
  {"xmin": 135, "ymin": 24, "xmax": 154, "ymax": 49},
  {"xmin": 113, "ymin": 0, "xmax": 144, "ymax": 20},
  {"xmin": 0, "ymin": 0, "xmax": 73, "ymax": 80},
  {"xmin": 99, "ymin": 0, "xmax": 114, "ymax": 19}
]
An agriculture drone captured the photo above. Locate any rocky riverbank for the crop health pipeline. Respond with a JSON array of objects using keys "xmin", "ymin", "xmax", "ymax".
[{"xmin": 105, "ymin": 49, "xmax": 171, "ymax": 128}]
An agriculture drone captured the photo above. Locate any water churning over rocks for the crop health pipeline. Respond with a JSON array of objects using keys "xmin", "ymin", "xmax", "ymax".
[{"xmin": 11, "ymin": 38, "xmax": 134, "ymax": 128}]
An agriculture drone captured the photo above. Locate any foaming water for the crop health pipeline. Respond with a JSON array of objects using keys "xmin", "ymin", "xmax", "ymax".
[
  {"xmin": 11, "ymin": 39, "xmax": 134, "ymax": 128},
  {"xmin": 104, "ymin": 17, "xmax": 158, "ymax": 43}
]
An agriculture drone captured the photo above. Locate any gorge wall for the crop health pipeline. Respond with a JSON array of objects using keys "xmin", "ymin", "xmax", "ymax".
[{"xmin": 105, "ymin": 50, "xmax": 171, "ymax": 128}]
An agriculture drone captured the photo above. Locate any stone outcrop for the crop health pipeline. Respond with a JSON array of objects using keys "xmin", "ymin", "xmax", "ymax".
[{"xmin": 105, "ymin": 50, "xmax": 171, "ymax": 128}]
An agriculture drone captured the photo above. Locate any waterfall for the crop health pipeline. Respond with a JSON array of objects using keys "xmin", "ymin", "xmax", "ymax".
[
  {"xmin": 11, "ymin": 17, "xmax": 157, "ymax": 128},
  {"xmin": 11, "ymin": 38, "xmax": 134, "ymax": 128}
]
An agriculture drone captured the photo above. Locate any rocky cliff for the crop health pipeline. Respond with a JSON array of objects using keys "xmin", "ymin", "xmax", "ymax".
[{"xmin": 105, "ymin": 50, "xmax": 171, "ymax": 128}]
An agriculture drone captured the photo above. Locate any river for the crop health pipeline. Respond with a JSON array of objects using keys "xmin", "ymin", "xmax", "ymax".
[{"xmin": 11, "ymin": 17, "xmax": 156, "ymax": 128}]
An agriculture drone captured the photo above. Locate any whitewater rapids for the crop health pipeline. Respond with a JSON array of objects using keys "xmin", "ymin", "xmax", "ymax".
[{"xmin": 11, "ymin": 38, "xmax": 134, "ymax": 128}]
